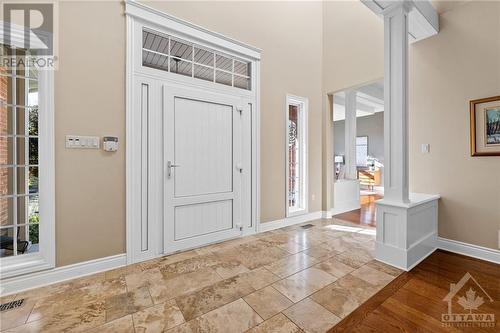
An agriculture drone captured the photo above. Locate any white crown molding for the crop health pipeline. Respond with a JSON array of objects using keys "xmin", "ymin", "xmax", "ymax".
[
  {"xmin": 0, "ymin": 254, "xmax": 126, "ymax": 297},
  {"xmin": 361, "ymin": 0, "xmax": 439, "ymax": 43}
]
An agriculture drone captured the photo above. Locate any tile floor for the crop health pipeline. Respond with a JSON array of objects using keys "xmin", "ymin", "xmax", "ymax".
[{"xmin": 0, "ymin": 218, "xmax": 402, "ymax": 333}]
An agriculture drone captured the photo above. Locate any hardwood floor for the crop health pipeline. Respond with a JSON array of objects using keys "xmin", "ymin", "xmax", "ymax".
[
  {"xmin": 333, "ymin": 194, "xmax": 382, "ymax": 227},
  {"xmin": 329, "ymin": 250, "xmax": 500, "ymax": 332}
]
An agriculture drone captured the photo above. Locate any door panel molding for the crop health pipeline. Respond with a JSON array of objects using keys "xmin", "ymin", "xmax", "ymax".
[
  {"xmin": 163, "ymin": 85, "xmax": 244, "ymax": 254},
  {"xmin": 126, "ymin": 5, "xmax": 260, "ymax": 264}
]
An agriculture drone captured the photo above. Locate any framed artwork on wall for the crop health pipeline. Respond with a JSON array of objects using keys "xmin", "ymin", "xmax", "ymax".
[{"xmin": 470, "ymin": 95, "xmax": 500, "ymax": 156}]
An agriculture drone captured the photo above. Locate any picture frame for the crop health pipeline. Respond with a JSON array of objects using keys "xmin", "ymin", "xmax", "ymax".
[{"xmin": 469, "ymin": 95, "xmax": 500, "ymax": 156}]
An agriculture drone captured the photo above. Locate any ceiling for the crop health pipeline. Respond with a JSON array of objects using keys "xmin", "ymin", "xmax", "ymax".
[
  {"xmin": 333, "ymin": 81, "xmax": 384, "ymax": 121},
  {"xmin": 431, "ymin": 0, "xmax": 471, "ymax": 14}
]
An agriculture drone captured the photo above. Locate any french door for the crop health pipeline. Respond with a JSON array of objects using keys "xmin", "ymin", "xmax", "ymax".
[{"xmin": 163, "ymin": 86, "xmax": 246, "ymax": 253}]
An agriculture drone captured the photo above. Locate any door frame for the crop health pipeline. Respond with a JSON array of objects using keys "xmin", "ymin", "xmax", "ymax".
[{"xmin": 125, "ymin": 1, "xmax": 261, "ymax": 264}]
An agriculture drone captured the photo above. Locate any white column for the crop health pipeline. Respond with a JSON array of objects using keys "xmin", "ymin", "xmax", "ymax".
[
  {"xmin": 383, "ymin": 2, "xmax": 410, "ymax": 203},
  {"xmin": 344, "ymin": 90, "xmax": 357, "ymax": 180},
  {"xmin": 376, "ymin": 1, "xmax": 440, "ymax": 271}
]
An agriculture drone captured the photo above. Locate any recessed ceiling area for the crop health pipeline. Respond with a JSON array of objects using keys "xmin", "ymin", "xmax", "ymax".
[{"xmin": 333, "ymin": 81, "xmax": 384, "ymax": 121}]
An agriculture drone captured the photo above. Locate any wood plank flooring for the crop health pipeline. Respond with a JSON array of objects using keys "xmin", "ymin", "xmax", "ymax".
[
  {"xmin": 329, "ymin": 250, "xmax": 500, "ymax": 332},
  {"xmin": 333, "ymin": 194, "xmax": 382, "ymax": 227}
]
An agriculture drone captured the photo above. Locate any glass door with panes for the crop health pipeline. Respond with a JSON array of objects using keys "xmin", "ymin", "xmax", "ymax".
[
  {"xmin": 0, "ymin": 44, "xmax": 53, "ymax": 277},
  {"xmin": 0, "ymin": 46, "xmax": 40, "ymax": 258}
]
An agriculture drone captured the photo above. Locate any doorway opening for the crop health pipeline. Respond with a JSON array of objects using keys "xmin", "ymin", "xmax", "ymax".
[{"xmin": 331, "ymin": 80, "xmax": 384, "ymax": 227}]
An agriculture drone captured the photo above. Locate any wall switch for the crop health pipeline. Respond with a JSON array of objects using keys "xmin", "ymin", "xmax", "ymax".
[
  {"xmin": 66, "ymin": 135, "xmax": 100, "ymax": 149},
  {"xmin": 421, "ymin": 143, "xmax": 430, "ymax": 154}
]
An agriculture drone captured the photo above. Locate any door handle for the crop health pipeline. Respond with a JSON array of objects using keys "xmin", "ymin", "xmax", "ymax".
[{"xmin": 167, "ymin": 161, "xmax": 180, "ymax": 178}]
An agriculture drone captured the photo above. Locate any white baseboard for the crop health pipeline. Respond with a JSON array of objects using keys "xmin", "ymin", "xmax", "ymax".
[
  {"xmin": 330, "ymin": 201, "xmax": 360, "ymax": 216},
  {"xmin": 2, "ymin": 232, "xmax": 496, "ymax": 298},
  {"xmin": 259, "ymin": 211, "xmax": 323, "ymax": 232},
  {"xmin": 0, "ymin": 253, "xmax": 126, "ymax": 297},
  {"xmin": 322, "ymin": 210, "xmax": 333, "ymax": 219},
  {"xmin": 437, "ymin": 237, "xmax": 500, "ymax": 264}
]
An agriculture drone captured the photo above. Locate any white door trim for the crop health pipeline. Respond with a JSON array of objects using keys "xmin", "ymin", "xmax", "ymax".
[
  {"xmin": 125, "ymin": 1, "xmax": 260, "ymax": 264},
  {"xmin": 285, "ymin": 94, "xmax": 309, "ymax": 218}
]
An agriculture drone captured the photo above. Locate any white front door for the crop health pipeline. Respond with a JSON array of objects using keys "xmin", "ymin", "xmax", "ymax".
[{"xmin": 163, "ymin": 86, "xmax": 245, "ymax": 253}]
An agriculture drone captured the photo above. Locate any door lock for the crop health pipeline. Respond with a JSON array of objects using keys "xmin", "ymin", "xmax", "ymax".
[{"xmin": 167, "ymin": 161, "xmax": 181, "ymax": 178}]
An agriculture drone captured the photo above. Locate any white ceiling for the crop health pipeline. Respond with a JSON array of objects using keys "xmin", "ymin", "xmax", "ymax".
[
  {"xmin": 333, "ymin": 81, "xmax": 384, "ymax": 121},
  {"xmin": 431, "ymin": 0, "xmax": 471, "ymax": 14}
]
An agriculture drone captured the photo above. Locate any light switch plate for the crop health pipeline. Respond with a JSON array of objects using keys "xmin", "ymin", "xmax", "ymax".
[
  {"xmin": 421, "ymin": 143, "xmax": 430, "ymax": 154},
  {"xmin": 66, "ymin": 135, "xmax": 100, "ymax": 149}
]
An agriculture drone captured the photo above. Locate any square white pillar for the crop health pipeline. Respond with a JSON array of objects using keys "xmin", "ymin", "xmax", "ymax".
[
  {"xmin": 344, "ymin": 90, "xmax": 357, "ymax": 180},
  {"xmin": 383, "ymin": 2, "xmax": 410, "ymax": 204},
  {"xmin": 376, "ymin": 1, "xmax": 440, "ymax": 271}
]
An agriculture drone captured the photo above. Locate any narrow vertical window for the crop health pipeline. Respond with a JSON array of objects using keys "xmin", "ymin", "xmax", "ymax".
[
  {"xmin": 0, "ymin": 46, "xmax": 40, "ymax": 258},
  {"xmin": 0, "ymin": 41, "xmax": 54, "ymax": 277},
  {"xmin": 286, "ymin": 95, "xmax": 308, "ymax": 216}
]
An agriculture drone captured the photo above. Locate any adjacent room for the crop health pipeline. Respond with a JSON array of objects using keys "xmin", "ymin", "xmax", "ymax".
[
  {"xmin": 0, "ymin": 1, "xmax": 499, "ymax": 332},
  {"xmin": 332, "ymin": 81, "xmax": 384, "ymax": 227}
]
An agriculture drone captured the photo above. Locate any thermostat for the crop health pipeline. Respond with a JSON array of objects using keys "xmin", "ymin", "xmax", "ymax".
[{"xmin": 103, "ymin": 136, "xmax": 118, "ymax": 152}]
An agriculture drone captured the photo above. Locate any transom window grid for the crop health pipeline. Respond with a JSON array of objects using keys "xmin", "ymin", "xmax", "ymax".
[
  {"xmin": 142, "ymin": 28, "xmax": 251, "ymax": 90},
  {"xmin": 0, "ymin": 45, "xmax": 40, "ymax": 258}
]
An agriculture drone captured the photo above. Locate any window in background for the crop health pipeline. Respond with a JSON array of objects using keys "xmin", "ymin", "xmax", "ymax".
[
  {"xmin": 356, "ymin": 136, "xmax": 368, "ymax": 166},
  {"xmin": 286, "ymin": 95, "xmax": 308, "ymax": 216}
]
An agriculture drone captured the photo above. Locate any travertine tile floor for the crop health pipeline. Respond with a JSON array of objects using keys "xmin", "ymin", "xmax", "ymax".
[{"xmin": 0, "ymin": 218, "xmax": 402, "ymax": 333}]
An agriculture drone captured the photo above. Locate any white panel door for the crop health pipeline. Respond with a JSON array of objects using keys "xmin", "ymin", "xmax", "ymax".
[{"xmin": 164, "ymin": 86, "xmax": 244, "ymax": 253}]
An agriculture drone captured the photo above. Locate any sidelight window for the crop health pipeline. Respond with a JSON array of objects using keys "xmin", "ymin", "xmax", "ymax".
[
  {"xmin": 0, "ymin": 42, "xmax": 54, "ymax": 277},
  {"xmin": 286, "ymin": 95, "xmax": 308, "ymax": 216}
]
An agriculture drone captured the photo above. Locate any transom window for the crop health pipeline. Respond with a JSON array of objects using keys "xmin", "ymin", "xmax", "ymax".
[
  {"xmin": 142, "ymin": 28, "xmax": 251, "ymax": 90},
  {"xmin": 0, "ymin": 45, "xmax": 40, "ymax": 258},
  {"xmin": 286, "ymin": 95, "xmax": 308, "ymax": 216}
]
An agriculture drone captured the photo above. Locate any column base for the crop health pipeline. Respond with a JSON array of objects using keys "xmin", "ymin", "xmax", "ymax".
[{"xmin": 375, "ymin": 193, "xmax": 440, "ymax": 271}]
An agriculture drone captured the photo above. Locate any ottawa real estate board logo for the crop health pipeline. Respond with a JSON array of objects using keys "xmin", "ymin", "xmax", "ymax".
[
  {"xmin": 1, "ymin": 2, "xmax": 58, "ymax": 70},
  {"xmin": 442, "ymin": 272, "xmax": 496, "ymax": 328}
]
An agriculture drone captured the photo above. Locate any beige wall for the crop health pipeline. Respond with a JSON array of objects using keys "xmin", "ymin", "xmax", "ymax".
[
  {"xmin": 321, "ymin": 0, "xmax": 384, "ymax": 210},
  {"xmin": 53, "ymin": 0, "xmax": 499, "ymax": 267},
  {"xmin": 322, "ymin": 1, "xmax": 384, "ymax": 94},
  {"xmin": 56, "ymin": 1, "xmax": 126, "ymax": 266},
  {"xmin": 54, "ymin": 1, "xmax": 323, "ymax": 266},
  {"xmin": 322, "ymin": 0, "xmax": 500, "ymax": 250},
  {"xmin": 142, "ymin": 1, "xmax": 324, "ymax": 223},
  {"xmin": 409, "ymin": 1, "xmax": 500, "ymax": 249}
]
